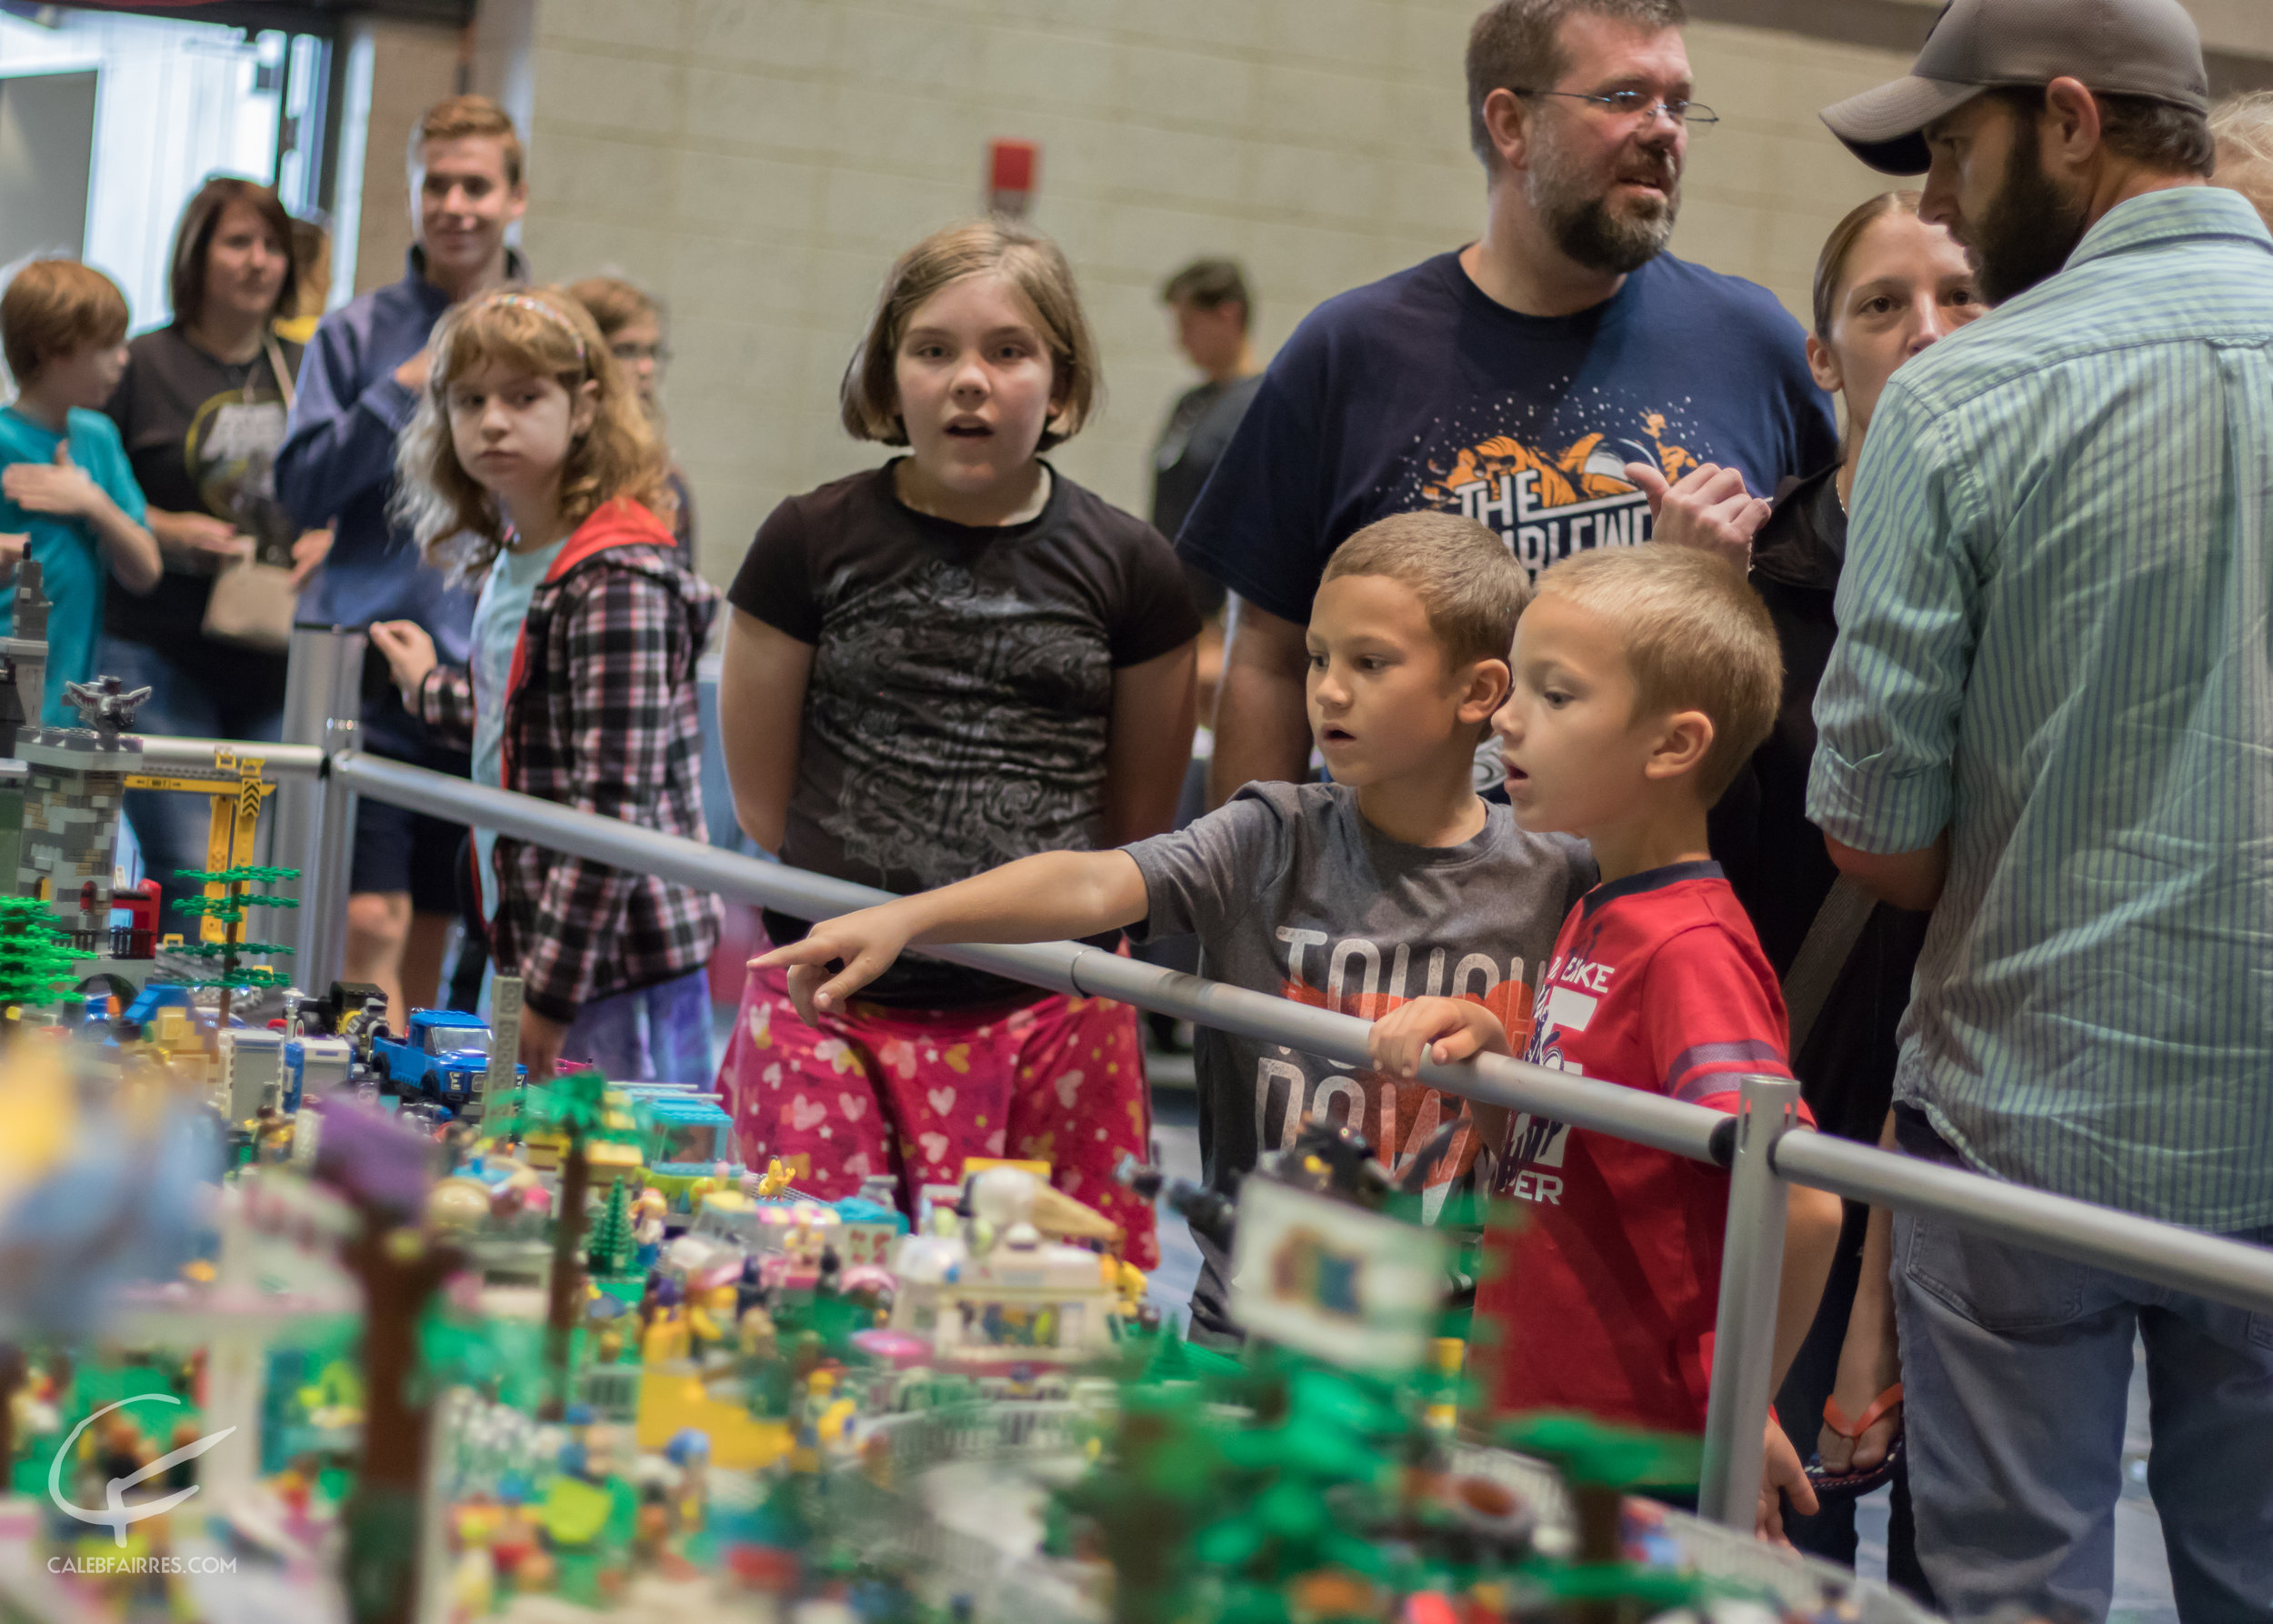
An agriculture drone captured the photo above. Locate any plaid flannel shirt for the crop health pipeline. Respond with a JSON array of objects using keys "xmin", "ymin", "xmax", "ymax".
[{"xmin": 416, "ymin": 500, "xmax": 722, "ymax": 1022}]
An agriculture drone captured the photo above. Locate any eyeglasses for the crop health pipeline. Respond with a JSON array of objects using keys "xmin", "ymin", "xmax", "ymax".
[
  {"xmin": 1513, "ymin": 88, "xmax": 1718, "ymax": 127},
  {"xmin": 611, "ymin": 341, "xmax": 671, "ymax": 366}
]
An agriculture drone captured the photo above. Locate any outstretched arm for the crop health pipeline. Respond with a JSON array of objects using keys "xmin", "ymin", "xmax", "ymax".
[{"xmin": 754, "ymin": 849, "xmax": 1150, "ymax": 1023}]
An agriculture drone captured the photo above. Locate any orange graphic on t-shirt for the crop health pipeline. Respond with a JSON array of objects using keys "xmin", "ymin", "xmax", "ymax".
[{"xmin": 1418, "ymin": 424, "xmax": 1700, "ymax": 515}]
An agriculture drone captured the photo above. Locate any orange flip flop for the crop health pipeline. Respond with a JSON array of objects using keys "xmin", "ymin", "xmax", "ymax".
[{"xmin": 1804, "ymin": 1382, "xmax": 1904, "ymax": 1499}]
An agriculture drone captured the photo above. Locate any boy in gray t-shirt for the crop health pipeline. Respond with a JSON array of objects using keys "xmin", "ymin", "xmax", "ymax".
[
  {"xmin": 1127, "ymin": 778, "xmax": 1587, "ymax": 1329},
  {"xmin": 756, "ymin": 512, "xmax": 1592, "ymax": 1335}
]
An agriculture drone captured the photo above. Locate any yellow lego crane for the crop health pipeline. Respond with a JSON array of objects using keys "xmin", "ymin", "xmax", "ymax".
[{"xmin": 123, "ymin": 748, "xmax": 276, "ymax": 946}]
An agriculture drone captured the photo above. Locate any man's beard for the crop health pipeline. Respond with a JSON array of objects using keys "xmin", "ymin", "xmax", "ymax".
[
  {"xmin": 1528, "ymin": 129, "xmax": 1680, "ymax": 275},
  {"xmin": 1964, "ymin": 131, "xmax": 2088, "ymax": 304}
]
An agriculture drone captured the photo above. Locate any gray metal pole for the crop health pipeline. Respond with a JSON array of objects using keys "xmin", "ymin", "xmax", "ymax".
[
  {"xmin": 1774, "ymin": 1129, "xmax": 2273, "ymax": 1317},
  {"xmin": 326, "ymin": 749, "xmax": 1729, "ymax": 1164},
  {"xmin": 299, "ymin": 715, "xmax": 361, "ymax": 993},
  {"xmin": 327, "ymin": 748, "xmax": 2273, "ymax": 1321},
  {"xmin": 1066, "ymin": 946, "xmax": 1725, "ymax": 1162},
  {"xmin": 1697, "ymin": 1074, "xmax": 1803, "ymax": 1529},
  {"xmin": 275, "ymin": 626, "xmax": 367, "ymax": 969},
  {"xmin": 133, "ymin": 738, "xmax": 325, "ymax": 777}
]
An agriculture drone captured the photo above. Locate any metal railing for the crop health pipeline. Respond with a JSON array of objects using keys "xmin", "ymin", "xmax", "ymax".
[
  {"xmin": 167, "ymin": 629, "xmax": 2273, "ymax": 1533},
  {"xmin": 313, "ymin": 749, "xmax": 2273, "ymax": 1529}
]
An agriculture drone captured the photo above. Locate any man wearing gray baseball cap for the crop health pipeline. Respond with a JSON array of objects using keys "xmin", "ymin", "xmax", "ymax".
[{"xmin": 1802, "ymin": 1, "xmax": 2273, "ymax": 1619}]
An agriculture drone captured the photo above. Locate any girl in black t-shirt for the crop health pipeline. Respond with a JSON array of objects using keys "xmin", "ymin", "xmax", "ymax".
[{"xmin": 715, "ymin": 221, "xmax": 1200, "ymax": 1264}]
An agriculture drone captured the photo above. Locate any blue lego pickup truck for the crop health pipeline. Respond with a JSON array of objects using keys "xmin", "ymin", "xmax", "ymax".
[{"xmin": 370, "ymin": 1009, "xmax": 520, "ymax": 1118}]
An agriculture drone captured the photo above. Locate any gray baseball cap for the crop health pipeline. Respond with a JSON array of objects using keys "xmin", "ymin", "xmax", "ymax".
[{"xmin": 1819, "ymin": 0, "xmax": 2208, "ymax": 175}]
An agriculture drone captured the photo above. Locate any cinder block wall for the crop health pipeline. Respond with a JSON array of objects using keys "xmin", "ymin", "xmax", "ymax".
[
  {"xmin": 345, "ymin": 17, "xmax": 466, "ymax": 299},
  {"xmin": 506, "ymin": 0, "xmax": 2248, "ymax": 584}
]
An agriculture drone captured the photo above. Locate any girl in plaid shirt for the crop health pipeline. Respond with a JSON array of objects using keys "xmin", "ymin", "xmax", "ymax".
[{"xmin": 368, "ymin": 286, "xmax": 720, "ymax": 1081}]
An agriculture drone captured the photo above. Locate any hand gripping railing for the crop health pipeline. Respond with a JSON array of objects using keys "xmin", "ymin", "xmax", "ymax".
[{"xmin": 319, "ymin": 747, "xmax": 2273, "ymax": 1533}]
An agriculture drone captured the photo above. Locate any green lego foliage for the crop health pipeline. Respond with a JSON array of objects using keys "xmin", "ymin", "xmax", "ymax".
[
  {"xmin": 587, "ymin": 1178, "xmax": 635, "ymax": 1277},
  {"xmin": 525, "ymin": 1069, "xmax": 649, "ymax": 1149},
  {"xmin": 205, "ymin": 967, "xmax": 294, "ymax": 992},
  {"xmin": 165, "ymin": 866, "xmax": 299, "ymax": 1006},
  {"xmin": 415, "ymin": 1304, "xmax": 554, "ymax": 1411},
  {"xmin": 1494, "ymin": 1413, "xmax": 1703, "ymax": 1494},
  {"xmin": 173, "ymin": 865, "xmax": 301, "ymax": 887},
  {"xmin": 0, "ymin": 894, "xmax": 87, "ymax": 1012},
  {"xmin": 526, "ymin": 1069, "xmax": 610, "ymax": 1140},
  {"xmin": 1047, "ymin": 1318, "xmax": 1726, "ymax": 1624}
]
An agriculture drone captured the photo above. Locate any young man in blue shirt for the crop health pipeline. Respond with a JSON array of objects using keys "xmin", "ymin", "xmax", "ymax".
[{"xmin": 277, "ymin": 93, "xmax": 527, "ymax": 1027}]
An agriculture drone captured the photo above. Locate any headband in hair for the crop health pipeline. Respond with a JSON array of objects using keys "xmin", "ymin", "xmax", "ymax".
[{"xmin": 469, "ymin": 290, "xmax": 588, "ymax": 364}]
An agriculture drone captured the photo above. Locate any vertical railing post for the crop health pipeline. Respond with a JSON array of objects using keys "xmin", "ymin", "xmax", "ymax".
[
  {"xmin": 275, "ymin": 624, "xmax": 367, "ymax": 976},
  {"xmin": 299, "ymin": 729, "xmax": 360, "ymax": 994},
  {"xmin": 1698, "ymin": 1073, "xmax": 1803, "ymax": 1529}
]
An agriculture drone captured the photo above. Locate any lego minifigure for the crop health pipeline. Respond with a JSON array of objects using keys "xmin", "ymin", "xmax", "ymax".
[{"xmin": 632, "ymin": 1187, "xmax": 667, "ymax": 1271}]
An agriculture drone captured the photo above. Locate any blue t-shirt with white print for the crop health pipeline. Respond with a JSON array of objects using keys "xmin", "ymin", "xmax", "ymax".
[{"xmin": 1177, "ymin": 249, "xmax": 1837, "ymax": 617}]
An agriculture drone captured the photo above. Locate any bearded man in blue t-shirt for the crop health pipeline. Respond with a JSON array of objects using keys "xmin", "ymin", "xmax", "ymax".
[{"xmin": 1187, "ymin": 0, "xmax": 1837, "ymax": 803}]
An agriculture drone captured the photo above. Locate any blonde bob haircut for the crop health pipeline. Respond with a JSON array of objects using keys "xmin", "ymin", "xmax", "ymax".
[
  {"xmin": 839, "ymin": 219, "xmax": 1099, "ymax": 451},
  {"xmin": 391, "ymin": 285, "xmax": 671, "ymax": 586},
  {"xmin": 1321, "ymin": 511, "xmax": 1530, "ymax": 675},
  {"xmin": 1534, "ymin": 545, "xmax": 1782, "ymax": 804}
]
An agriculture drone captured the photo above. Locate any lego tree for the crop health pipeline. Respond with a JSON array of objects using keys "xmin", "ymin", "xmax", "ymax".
[
  {"xmin": 524, "ymin": 1069, "xmax": 620, "ymax": 1418},
  {"xmin": 586, "ymin": 1176, "xmax": 634, "ymax": 1278},
  {"xmin": 171, "ymin": 863, "xmax": 300, "ymax": 1026},
  {"xmin": 315, "ymin": 1102, "xmax": 465, "ymax": 1624},
  {"xmin": 1054, "ymin": 1382, "xmax": 1227, "ymax": 1624},
  {"xmin": 0, "ymin": 893, "xmax": 86, "ymax": 1020}
]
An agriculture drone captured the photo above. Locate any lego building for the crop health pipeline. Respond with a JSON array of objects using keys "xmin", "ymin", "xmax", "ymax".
[{"xmin": 15, "ymin": 685, "xmax": 144, "ymax": 944}]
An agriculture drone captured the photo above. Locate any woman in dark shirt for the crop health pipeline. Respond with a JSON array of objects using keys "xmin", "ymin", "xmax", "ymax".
[
  {"xmin": 101, "ymin": 178, "xmax": 331, "ymax": 926},
  {"xmin": 1703, "ymin": 192, "xmax": 1982, "ymax": 1589}
]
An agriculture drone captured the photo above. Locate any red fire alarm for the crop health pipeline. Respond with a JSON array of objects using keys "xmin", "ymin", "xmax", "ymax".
[{"xmin": 988, "ymin": 139, "xmax": 1038, "ymax": 217}]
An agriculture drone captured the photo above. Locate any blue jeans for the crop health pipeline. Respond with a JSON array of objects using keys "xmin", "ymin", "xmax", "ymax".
[
  {"xmin": 557, "ymin": 968, "xmax": 712, "ymax": 1084},
  {"xmin": 1894, "ymin": 1207, "xmax": 2273, "ymax": 1624},
  {"xmin": 100, "ymin": 635, "xmax": 285, "ymax": 931}
]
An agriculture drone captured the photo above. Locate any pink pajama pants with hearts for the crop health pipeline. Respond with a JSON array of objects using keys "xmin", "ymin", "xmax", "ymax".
[{"xmin": 716, "ymin": 961, "xmax": 1158, "ymax": 1269}]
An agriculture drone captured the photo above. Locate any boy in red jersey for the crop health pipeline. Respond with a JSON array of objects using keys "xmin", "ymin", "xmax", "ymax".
[{"xmin": 1370, "ymin": 544, "xmax": 1843, "ymax": 1542}]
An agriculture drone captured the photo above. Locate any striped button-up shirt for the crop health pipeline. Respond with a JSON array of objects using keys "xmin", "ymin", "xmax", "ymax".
[{"xmin": 1808, "ymin": 186, "xmax": 2273, "ymax": 1231}]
